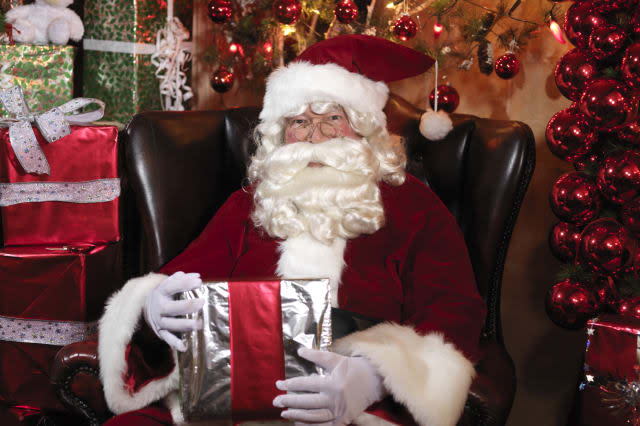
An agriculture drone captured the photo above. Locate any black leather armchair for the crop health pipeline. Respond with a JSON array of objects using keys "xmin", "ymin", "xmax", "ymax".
[{"xmin": 51, "ymin": 94, "xmax": 535, "ymax": 425}]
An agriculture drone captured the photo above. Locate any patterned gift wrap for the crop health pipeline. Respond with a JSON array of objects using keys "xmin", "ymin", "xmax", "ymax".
[
  {"xmin": 574, "ymin": 315, "xmax": 640, "ymax": 426},
  {"xmin": 83, "ymin": 0, "xmax": 192, "ymax": 124},
  {"xmin": 0, "ymin": 45, "xmax": 74, "ymax": 117}
]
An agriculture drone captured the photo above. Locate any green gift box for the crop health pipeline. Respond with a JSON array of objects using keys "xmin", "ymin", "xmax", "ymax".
[
  {"xmin": 83, "ymin": 0, "xmax": 192, "ymax": 124},
  {"xmin": 0, "ymin": 45, "xmax": 74, "ymax": 116}
]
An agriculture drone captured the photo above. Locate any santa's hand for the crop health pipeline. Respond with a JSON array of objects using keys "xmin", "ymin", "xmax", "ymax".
[
  {"xmin": 273, "ymin": 348, "xmax": 386, "ymax": 425},
  {"xmin": 143, "ymin": 271, "xmax": 205, "ymax": 352}
]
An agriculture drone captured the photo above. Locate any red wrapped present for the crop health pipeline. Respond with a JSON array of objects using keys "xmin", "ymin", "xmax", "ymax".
[
  {"xmin": 177, "ymin": 279, "xmax": 332, "ymax": 422},
  {"xmin": 0, "ymin": 124, "xmax": 120, "ymax": 246},
  {"xmin": 0, "ymin": 243, "xmax": 123, "ymax": 411},
  {"xmin": 574, "ymin": 314, "xmax": 640, "ymax": 426}
]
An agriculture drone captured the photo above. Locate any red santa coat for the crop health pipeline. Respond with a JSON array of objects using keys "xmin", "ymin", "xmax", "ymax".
[{"xmin": 98, "ymin": 174, "xmax": 486, "ymax": 426}]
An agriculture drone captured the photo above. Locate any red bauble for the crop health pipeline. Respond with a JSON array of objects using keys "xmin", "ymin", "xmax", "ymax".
[
  {"xmin": 546, "ymin": 279, "xmax": 599, "ymax": 329},
  {"xmin": 545, "ymin": 108, "xmax": 596, "ymax": 162},
  {"xmin": 549, "ymin": 221, "xmax": 583, "ymax": 261},
  {"xmin": 618, "ymin": 296, "xmax": 640, "ymax": 318},
  {"xmin": 393, "ymin": 14, "xmax": 418, "ymax": 41},
  {"xmin": 273, "ymin": 0, "xmax": 302, "ymax": 25},
  {"xmin": 555, "ymin": 48, "xmax": 600, "ymax": 102},
  {"xmin": 210, "ymin": 66, "xmax": 234, "ymax": 93},
  {"xmin": 494, "ymin": 53, "xmax": 520, "ymax": 79},
  {"xmin": 207, "ymin": 0, "xmax": 233, "ymax": 24},
  {"xmin": 621, "ymin": 196, "xmax": 640, "ymax": 237},
  {"xmin": 550, "ymin": 172, "xmax": 601, "ymax": 225},
  {"xmin": 429, "ymin": 85, "xmax": 460, "ymax": 113},
  {"xmin": 574, "ymin": 152, "xmax": 602, "ymax": 171},
  {"xmin": 335, "ymin": 0, "xmax": 358, "ymax": 24},
  {"xmin": 564, "ymin": 2, "xmax": 606, "ymax": 49},
  {"xmin": 592, "ymin": 0, "xmax": 636, "ymax": 13},
  {"xmin": 621, "ymin": 43, "xmax": 640, "ymax": 89},
  {"xmin": 577, "ymin": 218, "xmax": 636, "ymax": 276},
  {"xmin": 596, "ymin": 150, "xmax": 640, "ymax": 204},
  {"xmin": 588, "ymin": 24, "xmax": 627, "ymax": 61},
  {"xmin": 579, "ymin": 78, "xmax": 637, "ymax": 128},
  {"xmin": 591, "ymin": 276, "xmax": 619, "ymax": 312},
  {"xmin": 631, "ymin": 11, "xmax": 640, "ymax": 39},
  {"xmin": 613, "ymin": 119, "xmax": 640, "ymax": 146}
]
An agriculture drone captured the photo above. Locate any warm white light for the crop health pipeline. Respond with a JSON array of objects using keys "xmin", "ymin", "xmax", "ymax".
[
  {"xmin": 549, "ymin": 21, "xmax": 565, "ymax": 44},
  {"xmin": 433, "ymin": 22, "xmax": 444, "ymax": 39},
  {"xmin": 282, "ymin": 25, "xmax": 296, "ymax": 36}
]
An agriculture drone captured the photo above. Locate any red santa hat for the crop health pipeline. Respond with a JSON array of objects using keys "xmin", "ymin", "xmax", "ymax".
[{"xmin": 260, "ymin": 34, "xmax": 452, "ymax": 140}]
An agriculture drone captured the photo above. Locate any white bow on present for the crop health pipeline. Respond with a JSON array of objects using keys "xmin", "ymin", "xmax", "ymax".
[{"xmin": 0, "ymin": 85, "xmax": 105, "ymax": 175}]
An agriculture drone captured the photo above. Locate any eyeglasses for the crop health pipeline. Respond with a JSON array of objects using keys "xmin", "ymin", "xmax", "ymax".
[{"xmin": 286, "ymin": 114, "xmax": 348, "ymax": 141}]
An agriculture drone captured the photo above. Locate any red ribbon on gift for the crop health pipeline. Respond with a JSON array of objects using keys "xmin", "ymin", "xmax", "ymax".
[{"xmin": 228, "ymin": 281, "xmax": 286, "ymax": 422}]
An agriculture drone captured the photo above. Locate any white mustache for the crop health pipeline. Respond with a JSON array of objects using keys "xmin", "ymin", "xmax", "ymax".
[{"xmin": 259, "ymin": 138, "xmax": 379, "ymax": 185}]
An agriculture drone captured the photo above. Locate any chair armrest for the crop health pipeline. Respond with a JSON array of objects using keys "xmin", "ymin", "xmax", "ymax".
[
  {"xmin": 458, "ymin": 339, "xmax": 517, "ymax": 426},
  {"xmin": 51, "ymin": 341, "xmax": 112, "ymax": 426}
]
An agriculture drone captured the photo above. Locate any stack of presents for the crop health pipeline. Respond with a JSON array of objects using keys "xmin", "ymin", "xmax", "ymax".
[{"xmin": 0, "ymin": 0, "xmax": 191, "ymax": 422}]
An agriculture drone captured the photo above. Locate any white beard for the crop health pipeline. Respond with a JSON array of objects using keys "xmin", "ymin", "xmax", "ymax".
[{"xmin": 251, "ymin": 137, "xmax": 385, "ymax": 246}]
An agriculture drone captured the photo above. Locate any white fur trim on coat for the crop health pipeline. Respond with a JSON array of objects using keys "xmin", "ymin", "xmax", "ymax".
[
  {"xmin": 259, "ymin": 61, "xmax": 389, "ymax": 125},
  {"xmin": 98, "ymin": 272, "xmax": 180, "ymax": 415},
  {"xmin": 277, "ymin": 233, "xmax": 346, "ymax": 307},
  {"xmin": 331, "ymin": 323, "xmax": 475, "ymax": 426}
]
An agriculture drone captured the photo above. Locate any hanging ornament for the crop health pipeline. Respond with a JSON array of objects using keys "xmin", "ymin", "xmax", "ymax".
[
  {"xmin": 621, "ymin": 42, "xmax": 640, "ymax": 89},
  {"xmin": 207, "ymin": 0, "xmax": 233, "ymax": 24},
  {"xmin": 597, "ymin": 150, "xmax": 640, "ymax": 204},
  {"xmin": 630, "ymin": 10, "xmax": 640, "ymax": 39},
  {"xmin": 549, "ymin": 221, "xmax": 583, "ymax": 262},
  {"xmin": 591, "ymin": 276, "xmax": 619, "ymax": 313},
  {"xmin": 621, "ymin": 197, "xmax": 640, "ymax": 237},
  {"xmin": 564, "ymin": 2, "xmax": 606, "ymax": 50},
  {"xmin": 574, "ymin": 152, "xmax": 602, "ymax": 172},
  {"xmin": 618, "ymin": 296, "xmax": 640, "ymax": 318},
  {"xmin": 393, "ymin": 14, "xmax": 418, "ymax": 41},
  {"xmin": 550, "ymin": 172, "xmax": 601, "ymax": 225},
  {"xmin": 477, "ymin": 40, "xmax": 493, "ymax": 75},
  {"xmin": 546, "ymin": 279, "xmax": 599, "ymax": 329},
  {"xmin": 614, "ymin": 119, "xmax": 640, "ymax": 146},
  {"xmin": 545, "ymin": 108, "xmax": 596, "ymax": 162},
  {"xmin": 494, "ymin": 53, "xmax": 520, "ymax": 79},
  {"xmin": 273, "ymin": 0, "xmax": 302, "ymax": 25},
  {"xmin": 429, "ymin": 85, "xmax": 459, "ymax": 113},
  {"xmin": 555, "ymin": 49, "xmax": 599, "ymax": 102},
  {"xmin": 579, "ymin": 78, "xmax": 638, "ymax": 128},
  {"xmin": 577, "ymin": 218, "xmax": 637, "ymax": 276},
  {"xmin": 592, "ymin": 0, "xmax": 635, "ymax": 14},
  {"xmin": 588, "ymin": 24, "xmax": 627, "ymax": 62},
  {"xmin": 335, "ymin": 0, "xmax": 358, "ymax": 24},
  {"xmin": 210, "ymin": 66, "xmax": 234, "ymax": 93}
]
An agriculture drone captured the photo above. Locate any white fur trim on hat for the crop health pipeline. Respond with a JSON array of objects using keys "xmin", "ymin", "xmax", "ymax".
[
  {"xmin": 260, "ymin": 61, "xmax": 389, "ymax": 124},
  {"xmin": 99, "ymin": 273, "xmax": 180, "ymax": 415},
  {"xmin": 331, "ymin": 322, "xmax": 475, "ymax": 426}
]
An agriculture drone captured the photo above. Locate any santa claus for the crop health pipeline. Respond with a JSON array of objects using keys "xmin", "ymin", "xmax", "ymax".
[{"xmin": 98, "ymin": 35, "xmax": 485, "ymax": 426}]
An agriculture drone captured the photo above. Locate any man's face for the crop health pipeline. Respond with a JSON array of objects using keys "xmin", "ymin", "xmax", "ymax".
[{"xmin": 284, "ymin": 106, "xmax": 360, "ymax": 144}]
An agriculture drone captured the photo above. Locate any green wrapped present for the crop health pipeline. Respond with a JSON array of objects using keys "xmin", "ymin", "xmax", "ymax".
[
  {"xmin": 0, "ymin": 45, "xmax": 74, "ymax": 117},
  {"xmin": 83, "ymin": 0, "xmax": 192, "ymax": 125}
]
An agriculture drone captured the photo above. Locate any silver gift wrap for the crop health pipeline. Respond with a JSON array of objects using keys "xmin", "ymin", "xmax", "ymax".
[{"xmin": 178, "ymin": 279, "xmax": 332, "ymax": 422}]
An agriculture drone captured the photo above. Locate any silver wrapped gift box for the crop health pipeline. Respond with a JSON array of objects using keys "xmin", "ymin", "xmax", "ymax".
[{"xmin": 178, "ymin": 279, "xmax": 332, "ymax": 423}]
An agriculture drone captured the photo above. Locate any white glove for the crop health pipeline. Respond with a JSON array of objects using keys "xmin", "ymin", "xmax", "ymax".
[
  {"xmin": 273, "ymin": 348, "xmax": 386, "ymax": 425},
  {"xmin": 143, "ymin": 271, "xmax": 205, "ymax": 352}
]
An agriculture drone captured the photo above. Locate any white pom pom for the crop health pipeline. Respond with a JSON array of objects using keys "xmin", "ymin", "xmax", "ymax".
[{"xmin": 419, "ymin": 109, "xmax": 453, "ymax": 141}]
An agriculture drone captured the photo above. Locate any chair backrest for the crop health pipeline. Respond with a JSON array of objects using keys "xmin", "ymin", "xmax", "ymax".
[{"xmin": 122, "ymin": 97, "xmax": 535, "ymax": 343}]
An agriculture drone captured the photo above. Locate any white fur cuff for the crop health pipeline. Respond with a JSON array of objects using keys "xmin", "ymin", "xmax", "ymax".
[
  {"xmin": 98, "ymin": 273, "xmax": 180, "ymax": 415},
  {"xmin": 331, "ymin": 323, "xmax": 475, "ymax": 426}
]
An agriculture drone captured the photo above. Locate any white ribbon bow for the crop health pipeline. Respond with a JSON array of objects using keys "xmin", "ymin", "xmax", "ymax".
[
  {"xmin": 151, "ymin": 17, "xmax": 193, "ymax": 111},
  {"xmin": 0, "ymin": 86, "xmax": 105, "ymax": 175}
]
